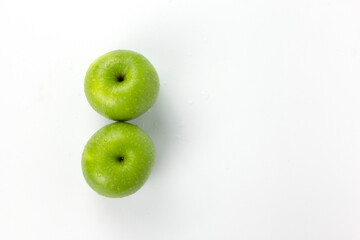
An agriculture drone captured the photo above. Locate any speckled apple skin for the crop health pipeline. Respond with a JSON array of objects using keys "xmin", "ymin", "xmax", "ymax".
[
  {"xmin": 84, "ymin": 50, "xmax": 159, "ymax": 121},
  {"xmin": 82, "ymin": 122, "xmax": 156, "ymax": 198}
]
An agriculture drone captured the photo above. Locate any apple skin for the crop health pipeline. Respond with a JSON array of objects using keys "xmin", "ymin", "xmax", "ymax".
[
  {"xmin": 82, "ymin": 122, "xmax": 156, "ymax": 198},
  {"xmin": 84, "ymin": 50, "xmax": 159, "ymax": 121}
]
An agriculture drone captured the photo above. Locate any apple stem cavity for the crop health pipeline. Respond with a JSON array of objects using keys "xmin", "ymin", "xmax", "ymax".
[
  {"xmin": 117, "ymin": 156, "xmax": 125, "ymax": 163},
  {"xmin": 117, "ymin": 75, "xmax": 125, "ymax": 82}
]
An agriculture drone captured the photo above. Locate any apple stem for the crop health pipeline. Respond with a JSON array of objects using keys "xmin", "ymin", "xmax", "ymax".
[{"xmin": 117, "ymin": 75, "xmax": 124, "ymax": 82}]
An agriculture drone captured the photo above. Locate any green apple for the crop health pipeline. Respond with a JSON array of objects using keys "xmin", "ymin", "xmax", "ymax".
[
  {"xmin": 82, "ymin": 122, "xmax": 156, "ymax": 198},
  {"xmin": 84, "ymin": 50, "xmax": 159, "ymax": 121}
]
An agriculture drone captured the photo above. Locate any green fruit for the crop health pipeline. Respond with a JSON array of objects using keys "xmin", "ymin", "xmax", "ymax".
[
  {"xmin": 82, "ymin": 122, "xmax": 156, "ymax": 198},
  {"xmin": 84, "ymin": 50, "xmax": 159, "ymax": 121}
]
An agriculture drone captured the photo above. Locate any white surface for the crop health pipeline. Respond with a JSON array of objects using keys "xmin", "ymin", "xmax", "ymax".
[{"xmin": 1, "ymin": 0, "xmax": 360, "ymax": 239}]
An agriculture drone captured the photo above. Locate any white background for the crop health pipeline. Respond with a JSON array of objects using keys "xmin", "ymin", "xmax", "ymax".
[{"xmin": 1, "ymin": 0, "xmax": 360, "ymax": 239}]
